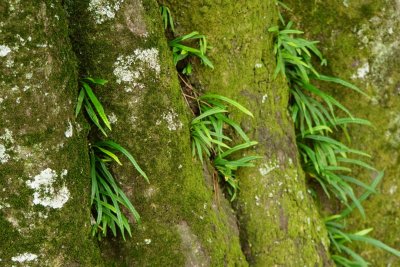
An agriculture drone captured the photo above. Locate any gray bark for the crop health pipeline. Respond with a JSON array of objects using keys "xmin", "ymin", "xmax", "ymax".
[{"xmin": 0, "ymin": 1, "xmax": 102, "ymax": 266}]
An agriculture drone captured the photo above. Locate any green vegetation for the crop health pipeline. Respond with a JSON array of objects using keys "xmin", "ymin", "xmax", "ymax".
[
  {"xmin": 270, "ymin": 13, "xmax": 400, "ymax": 266},
  {"xmin": 191, "ymin": 94, "xmax": 260, "ymax": 200},
  {"xmin": 325, "ymin": 172, "xmax": 400, "ymax": 266},
  {"xmin": 76, "ymin": 78, "xmax": 148, "ymax": 240},
  {"xmin": 213, "ymin": 141, "xmax": 260, "ymax": 200},
  {"xmin": 160, "ymin": 5, "xmax": 175, "ymax": 32},
  {"xmin": 169, "ymin": 32, "xmax": 214, "ymax": 75},
  {"xmin": 269, "ymin": 21, "xmax": 373, "ymax": 214},
  {"xmin": 76, "ymin": 78, "xmax": 111, "ymax": 137},
  {"xmin": 160, "ymin": 5, "xmax": 259, "ymax": 200},
  {"xmin": 160, "ymin": 5, "xmax": 213, "ymax": 75}
]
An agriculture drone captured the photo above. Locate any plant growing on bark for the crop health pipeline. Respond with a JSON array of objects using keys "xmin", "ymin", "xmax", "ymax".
[
  {"xmin": 169, "ymin": 31, "xmax": 214, "ymax": 75},
  {"xmin": 213, "ymin": 141, "xmax": 260, "ymax": 200},
  {"xmin": 76, "ymin": 78, "xmax": 111, "ymax": 137},
  {"xmin": 269, "ymin": 21, "xmax": 373, "ymax": 214},
  {"xmin": 325, "ymin": 172, "xmax": 400, "ymax": 266},
  {"xmin": 270, "ymin": 16, "xmax": 400, "ymax": 265},
  {"xmin": 160, "ymin": 5, "xmax": 175, "ymax": 32},
  {"xmin": 160, "ymin": 7, "xmax": 257, "ymax": 199},
  {"xmin": 76, "ymin": 78, "xmax": 148, "ymax": 240},
  {"xmin": 325, "ymin": 215, "xmax": 400, "ymax": 266},
  {"xmin": 160, "ymin": 5, "xmax": 213, "ymax": 75},
  {"xmin": 190, "ymin": 94, "xmax": 260, "ymax": 200}
]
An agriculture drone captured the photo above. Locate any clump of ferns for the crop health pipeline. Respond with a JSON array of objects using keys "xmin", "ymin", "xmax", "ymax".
[
  {"xmin": 325, "ymin": 172, "xmax": 400, "ymax": 266},
  {"xmin": 190, "ymin": 94, "xmax": 260, "ymax": 200},
  {"xmin": 160, "ymin": 6, "xmax": 258, "ymax": 198},
  {"xmin": 269, "ymin": 21, "xmax": 374, "ymax": 216},
  {"xmin": 160, "ymin": 5, "xmax": 213, "ymax": 75},
  {"xmin": 270, "ymin": 15, "xmax": 400, "ymax": 266},
  {"xmin": 76, "ymin": 78, "xmax": 148, "ymax": 240}
]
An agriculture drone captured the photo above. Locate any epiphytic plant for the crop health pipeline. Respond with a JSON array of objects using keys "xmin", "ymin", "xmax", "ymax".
[
  {"xmin": 270, "ymin": 8, "xmax": 400, "ymax": 264},
  {"xmin": 190, "ymin": 94, "xmax": 260, "ymax": 200},
  {"xmin": 76, "ymin": 78, "xmax": 148, "ymax": 240}
]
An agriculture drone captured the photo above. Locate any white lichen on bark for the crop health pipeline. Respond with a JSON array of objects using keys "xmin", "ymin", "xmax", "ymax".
[
  {"xmin": 0, "ymin": 144, "xmax": 10, "ymax": 163},
  {"xmin": 132, "ymin": 48, "xmax": 160, "ymax": 74},
  {"xmin": 11, "ymin": 253, "xmax": 38, "ymax": 263},
  {"xmin": 160, "ymin": 110, "xmax": 183, "ymax": 131},
  {"xmin": 352, "ymin": 62, "xmax": 370, "ymax": 79},
  {"xmin": 26, "ymin": 168, "xmax": 70, "ymax": 209},
  {"xmin": 88, "ymin": 0, "xmax": 125, "ymax": 24},
  {"xmin": 258, "ymin": 160, "xmax": 279, "ymax": 176},
  {"xmin": 0, "ymin": 45, "xmax": 11, "ymax": 57},
  {"xmin": 64, "ymin": 120, "xmax": 73, "ymax": 138},
  {"xmin": 113, "ymin": 48, "xmax": 160, "ymax": 92}
]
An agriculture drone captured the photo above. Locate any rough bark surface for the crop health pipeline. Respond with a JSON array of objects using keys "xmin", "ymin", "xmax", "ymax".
[
  {"xmin": 0, "ymin": 1, "xmax": 102, "ymax": 266},
  {"xmin": 287, "ymin": 0, "xmax": 400, "ymax": 265},
  {"xmin": 164, "ymin": 0, "xmax": 332, "ymax": 266},
  {"xmin": 66, "ymin": 0, "xmax": 247, "ymax": 266},
  {"xmin": 3, "ymin": 0, "xmax": 373, "ymax": 266}
]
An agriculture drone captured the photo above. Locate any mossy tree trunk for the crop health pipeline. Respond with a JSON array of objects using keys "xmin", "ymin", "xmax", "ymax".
[
  {"xmin": 163, "ymin": 0, "xmax": 332, "ymax": 266},
  {"xmin": 286, "ymin": 0, "xmax": 400, "ymax": 265},
  {"xmin": 66, "ymin": 0, "xmax": 247, "ymax": 266},
  {"xmin": 0, "ymin": 1, "xmax": 102, "ymax": 266},
  {"xmin": 2, "ymin": 0, "xmax": 340, "ymax": 266}
]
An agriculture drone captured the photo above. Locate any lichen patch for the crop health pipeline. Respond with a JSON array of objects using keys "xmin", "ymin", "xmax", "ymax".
[
  {"xmin": 262, "ymin": 94, "xmax": 268, "ymax": 103},
  {"xmin": 0, "ymin": 144, "xmax": 10, "ymax": 163},
  {"xmin": 113, "ymin": 48, "xmax": 160, "ymax": 92},
  {"xmin": 161, "ymin": 110, "xmax": 183, "ymax": 131},
  {"xmin": 26, "ymin": 168, "xmax": 70, "ymax": 209},
  {"xmin": 353, "ymin": 7, "xmax": 400, "ymax": 103},
  {"xmin": 259, "ymin": 160, "xmax": 279, "ymax": 176},
  {"xmin": 352, "ymin": 62, "xmax": 370, "ymax": 79},
  {"xmin": 385, "ymin": 112, "xmax": 400, "ymax": 148},
  {"xmin": 177, "ymin": 221, "xmax": 210, "ymax": 266},
  {"xmin": 389, "ymin": 185, "xmax": 398, "ymax": 195},
  {"xmin": 113, "ymin": 55, "xmax": 140, "ymax": 84},
  {"xmin": 11, "ymin": 253, "xmax": 38, "ymax": 263},
  {"xmin": 88, "ymin": 0, "xmax": 125, "ymax": 24},
  {"xmin": 0, "ymin": 129, "xmax": 15, "ymax": 143},
  {"xmin": 0, "ymin": 45, "xmax": 11, "ymax": 57},
  {"xmin": 64, "ymin": 120, "xmax": 73, "ymax": 138},
  {"xmin": 133, "ymin": 48, "xmax": 160, "ymax": 74},
  {"xmin": 108, "ymin": 112, "xmax": 118, "ymax": 124}
]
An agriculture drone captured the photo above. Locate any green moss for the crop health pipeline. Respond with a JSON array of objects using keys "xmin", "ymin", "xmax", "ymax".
[
  {"xmin": 359, "ymin": 3, "xmax": 378, "ymax": 18},
  {"xmin": 163, "ymin": 0, "xmax": 332, "ymax": 265},
  {"xmin": 0, "ymin": 1, "xmax": 102, "ymax": 265},
  {"xmin": 286, "ymin": 0, "xmax": 400, "ymax": 265},
  {"xmin": 66, "ymin": 0, "xmax": 247, "ymax": 265}
]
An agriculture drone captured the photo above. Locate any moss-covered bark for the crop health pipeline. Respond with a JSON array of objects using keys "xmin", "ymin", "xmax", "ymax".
[
  {"xmin": 66, "ymin": 0, "xmax": 247, "ymax": 266},
  {"xmin": 286, "ymin": 0, "xmax": 400, "ymax": 265},
  {"xmin": 0, "ymin": 1, "xmax": 102, "ymax": 266},
  {"xmin": 163, "ymin": 0, "xmax": 332, "ymax": 265}
]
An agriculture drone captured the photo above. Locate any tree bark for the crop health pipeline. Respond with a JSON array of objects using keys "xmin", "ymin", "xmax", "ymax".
[
  {"xmin": 163, "ymin": 0, "xmax": 332, "ymax": 266},
  {"xmin": 0, "ymin": 1, "xmax": 102, "ymax": 266},
  {"xmin": 4, "ymin": 0, "xmax": 382, "ymax": 266},
  {"xmin": 286, "ymin": 0, "xmax": 400, "ymax": 265},
  {"xmin": 66, "ymin": 0, "xmax": 247, "ymax": 266}
]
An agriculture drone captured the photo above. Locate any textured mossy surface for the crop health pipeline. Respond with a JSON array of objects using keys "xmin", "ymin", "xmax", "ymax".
[
  {"xmin": 66, "ymin": 0, "xmax": 247, "ymax": 266},
  {"xmin": 0, "ymin": 1, "xmax": 102, "ymax": 266},
  {"xmin": 163, "ymin": 0, "xmax": 332, "ymax": 265},
  {"xmin": 286, "ymin": 0, "xmax": 400, "ymax": 265}
]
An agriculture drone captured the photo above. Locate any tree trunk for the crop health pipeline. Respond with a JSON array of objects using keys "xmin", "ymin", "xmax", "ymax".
[
  {"xmin": 286, "ymin": 0, "xmax": 400, "ymax": 265},
  {"xmin": 0, "ymin": 1, "xmax": 102, "ymax": 266},
  {"xmin": 66, "ymin": 0, "xmax": 247, "ymax": 266},
  {"xmin": 163, "ymin": 0, "xmax": 331, "ymax": 266},
  {"xmin": 8, "ymin": 0, "xmax": 395, "ymax": 266}
]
